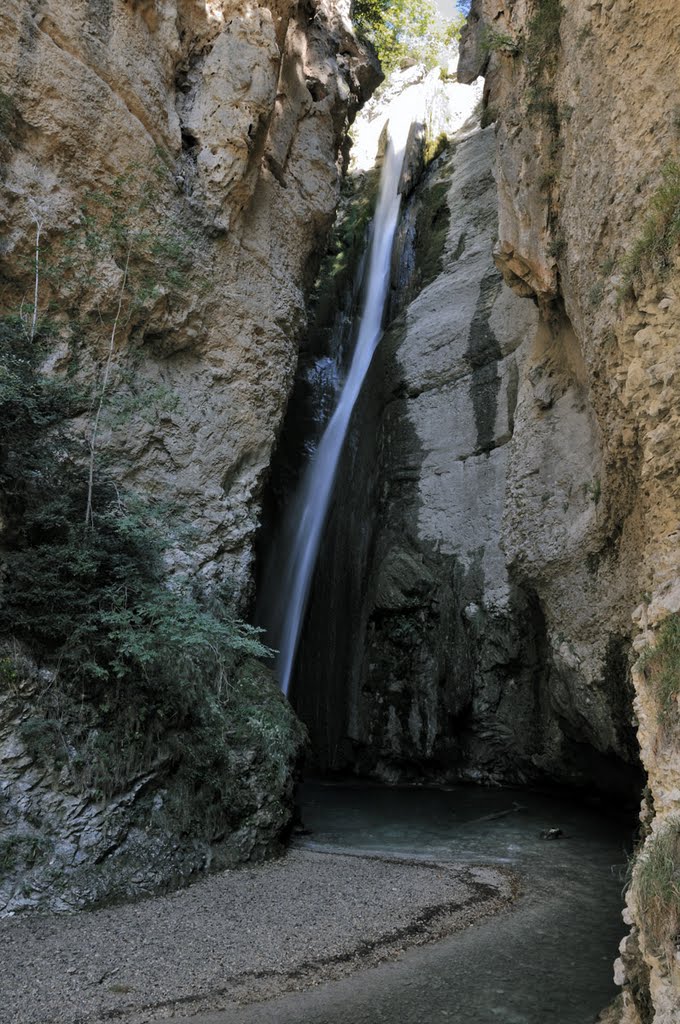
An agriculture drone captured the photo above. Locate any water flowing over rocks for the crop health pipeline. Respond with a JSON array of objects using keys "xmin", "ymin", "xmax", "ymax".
[
  {"xmin": 1, "ymin": 0, "xmax": 680, "ymax": 1017},
  {"xmin": 278, "ymin": 6, "xmax": 679, "ymax": 1017}
]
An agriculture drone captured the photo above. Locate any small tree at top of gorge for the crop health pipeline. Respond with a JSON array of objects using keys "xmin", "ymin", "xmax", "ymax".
[{"xmin": 352, "ymin": 0, "xmax": 465, "ymax": 74}]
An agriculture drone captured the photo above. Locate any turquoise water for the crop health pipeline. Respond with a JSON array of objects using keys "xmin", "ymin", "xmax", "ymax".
[{"xmin": 195, "ymin": 781, "xmax": 633, "ymax": 1024}]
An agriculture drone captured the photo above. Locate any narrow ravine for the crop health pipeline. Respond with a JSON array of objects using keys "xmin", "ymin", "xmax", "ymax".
[{"xmin": 2, "ymin": 1, "xmax": 680, "ymax": 1021}]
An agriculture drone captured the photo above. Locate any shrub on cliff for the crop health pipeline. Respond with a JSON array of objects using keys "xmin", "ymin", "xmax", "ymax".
[
  {"xmin": 621, "ymin": 161, "xmax": 680, "ymax": 294},
  {"xmin": 641, "ymin": 612, "xmax": 680, "ymax": 733},
  {"xmin": 0, "ymin": 316, "xmax": 302, "ymax": 825}
]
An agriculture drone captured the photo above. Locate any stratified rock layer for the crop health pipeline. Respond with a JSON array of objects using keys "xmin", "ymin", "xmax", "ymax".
[{"xmin": 0, "ymin": 0, "xmax": 378, "ymax": 594}]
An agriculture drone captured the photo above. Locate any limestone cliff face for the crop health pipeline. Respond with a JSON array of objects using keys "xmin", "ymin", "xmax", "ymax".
[
  {"xmin": 0, "ymin": 0, "xmax": 378, "ymax": 912},
  {"xmin": 458, "ymin": 2, "xmax": 680, "ymax": 1020},
  {"xmin": 0, "ymin": 0, "xmax": 378, "ymax": 595}
]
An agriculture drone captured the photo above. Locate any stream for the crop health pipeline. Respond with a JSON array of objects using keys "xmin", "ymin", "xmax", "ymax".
[{"xmin": 190, "ymin": 781, "xmax": 631, "ymax": 1024}]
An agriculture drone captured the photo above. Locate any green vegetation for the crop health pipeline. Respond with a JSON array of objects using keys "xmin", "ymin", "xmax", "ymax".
[
  {"xmin": 641, "ymin": 613, "xmax": 680, "ymax": 730},
  {"xmin": 480, "ymin": 26, "xmax": 521, "ymax": 58},
  {"xmin": 633, "ymin": 816, "xmax": 680, "ymax": 965},
  {"xmin": 0, "ymin": 91, "xmax": 18, "ymax": 178},
  {"xmin": 576, "ymin": 24, "xmax": 594, "ymax": 47},
  {"xmin": 620, "ymin": 161, "xmax": 680, "ymax": 294},
  {"xmin": 0, "ymin": 144, "xmax": 307, "ymax": 892},
  {"xmin": 583, "ymin": 477, "xmax": 601, "ymax": 504},
  {"xmin": 480, "ymin": 104, "xmax": 498, "ymax": 129},
  {"xmin": 105, "ymin": 381, "xmax": 180, "ymax": 426},
  {"xmin": 588, "ymin": 281, "xmax": 604, "ymax": 308},
  {"xmin": 14, "ymin": 160, "xmax": 210, "ymax": 527},
  {"xmin": 0, "ymin": 835, "xmax": 52, "ymax": 874},
  {"xmin": 51, "ymin": 161, "xmax": 207, "ymax": 315},
  {"xmin": 523, "ymin": 0, "xmax": 564, "ymax": 244},
  {"xmin": 0, "ymin": 315, "xmax": 303, "ymax": 826},
  {"xmin": 352, "ymin": 0, "xmax": 463, "ymax": 74},
  {"xmin": 311, "ymin": 167, "xmax": 379, "ymax": 322},
  {"xmin": 423, "ymin": 131, "xmax": 448, "ymax": 165},
  {"xmin": 0, "ymin": 89, "xmax": 16, "ymax": 135},
  {"xmin": 525, "ymin": 0, "xmax": 563, "ymax": 81},
  {"xmin": 547, "ymin": 234, "xmax": 566, "ymax": 260},
  {"xmin": 413, "ymin": 172, "xmax": 452, "ymax": 292}
]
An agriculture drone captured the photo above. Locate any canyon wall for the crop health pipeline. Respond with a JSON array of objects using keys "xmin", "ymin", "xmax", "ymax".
[
  {"xmin": 301, "ymin": 116, "xmax": 640, "ymax": 794},
  {"xmin": 0, "ymin": 0, "xmax": 378, "ymax": 912},
  {"xmin": 461, "ymin": 1, "xmax": 680, "ymax": 1019},
  {"xmin": 0, "ymin": 0, "xmax": 378, "ymax": 596}
]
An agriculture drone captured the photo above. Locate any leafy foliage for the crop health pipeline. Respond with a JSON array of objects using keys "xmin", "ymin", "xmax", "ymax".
[
  {"xmin": 0, "ymin": 317, "xmax": 301, "ymax": 814},
  {"xmin": 352, "ymin": 0, "xmax": 463, "ymax": 74},
  {"xmin": 480, "ymin": 26, "xmax": 521, "ymax": 57},
  {"xmin": 423, "ymin": 131, "xmax": 448, "ymax": 165}
]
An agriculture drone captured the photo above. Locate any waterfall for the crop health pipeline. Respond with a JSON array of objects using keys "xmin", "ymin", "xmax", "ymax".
[{"xmin": 266, "ymin": 89, "xmax": 424, "ymax": 697}]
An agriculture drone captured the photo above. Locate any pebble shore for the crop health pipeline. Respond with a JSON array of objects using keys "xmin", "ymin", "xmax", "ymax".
[{"xmin": 1, "ymin": 848, "xmax": 514, "ymax": 1023}]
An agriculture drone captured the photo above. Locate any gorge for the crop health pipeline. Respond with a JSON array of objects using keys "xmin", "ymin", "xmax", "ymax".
[{"xmin": 1, "ymin": 1, "xmax": 679, "ymax": 1022}]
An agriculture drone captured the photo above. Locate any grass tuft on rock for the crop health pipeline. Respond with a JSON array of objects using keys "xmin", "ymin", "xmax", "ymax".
[
  {"xmin": 641, "ymin": 612, "xmax": 680, "ymax": 731},
  {"xmin": 620, "ymin": 161, "xmax": 680, "ymax": 294},
  {"xmin": 633, "ymin": 816, "xmax": 680, "ymax": 965}
]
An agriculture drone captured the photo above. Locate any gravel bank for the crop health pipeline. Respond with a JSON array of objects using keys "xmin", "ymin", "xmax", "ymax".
[{"xmin": 1, "ymin": 848, "xmax": 514, "ymax": 1024}]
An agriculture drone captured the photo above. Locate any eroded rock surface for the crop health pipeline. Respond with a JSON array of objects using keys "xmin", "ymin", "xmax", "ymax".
[
  {"xmin": 0, "ymin": 0, "xmax": 379, "ymax": 594},
  {"xmin": 297, "ymin": 120, "xmax": 640, "ymax": 795}
]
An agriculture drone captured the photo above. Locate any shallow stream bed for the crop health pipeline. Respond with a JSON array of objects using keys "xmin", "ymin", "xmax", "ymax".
[{"xmin": 194, "ymin": 780, "xmax": 632, "ymax": 1024}]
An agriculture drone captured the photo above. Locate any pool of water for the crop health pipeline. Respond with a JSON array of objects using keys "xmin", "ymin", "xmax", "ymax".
[
  {"xmin": 194, "ymin": 780, "xmax": 633, "ymax": 1024},
  {"xmin": 297, "ymin": 778, "xmax": 629, "ymax": 873}
]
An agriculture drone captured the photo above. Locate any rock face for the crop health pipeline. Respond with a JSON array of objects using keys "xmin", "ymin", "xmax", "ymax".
[
  {"xmin": 0, "ymin": 0, "xmax": 378, "ymax": 595},
  {"xmin": 0, "ymin": 0, "xmax": 378, "ymax": 912},
  {"xmin": 0, "ymin": 657, "xmax": 306, "ymax": 915},
  {"xmin": 289, "ymin": 5, "xmax": 679, "ymax": 1013},
  {"xmin": 296, "ymin": 120, "xmax": 640, "ymax": 796},
  {"xmin": 456, "ymin": 1, "xmax": 680, "ymax": 1019}
]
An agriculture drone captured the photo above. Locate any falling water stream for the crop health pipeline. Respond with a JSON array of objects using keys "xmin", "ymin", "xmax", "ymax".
[{"xmin": 265, "ymin": 89, "xmax": 424, "ymax": 696}]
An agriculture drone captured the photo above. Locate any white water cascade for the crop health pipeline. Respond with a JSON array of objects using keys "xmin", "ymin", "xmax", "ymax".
[{"xmin": 268, "ymin": 88, "xmax": 425, "ymax": 697}]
